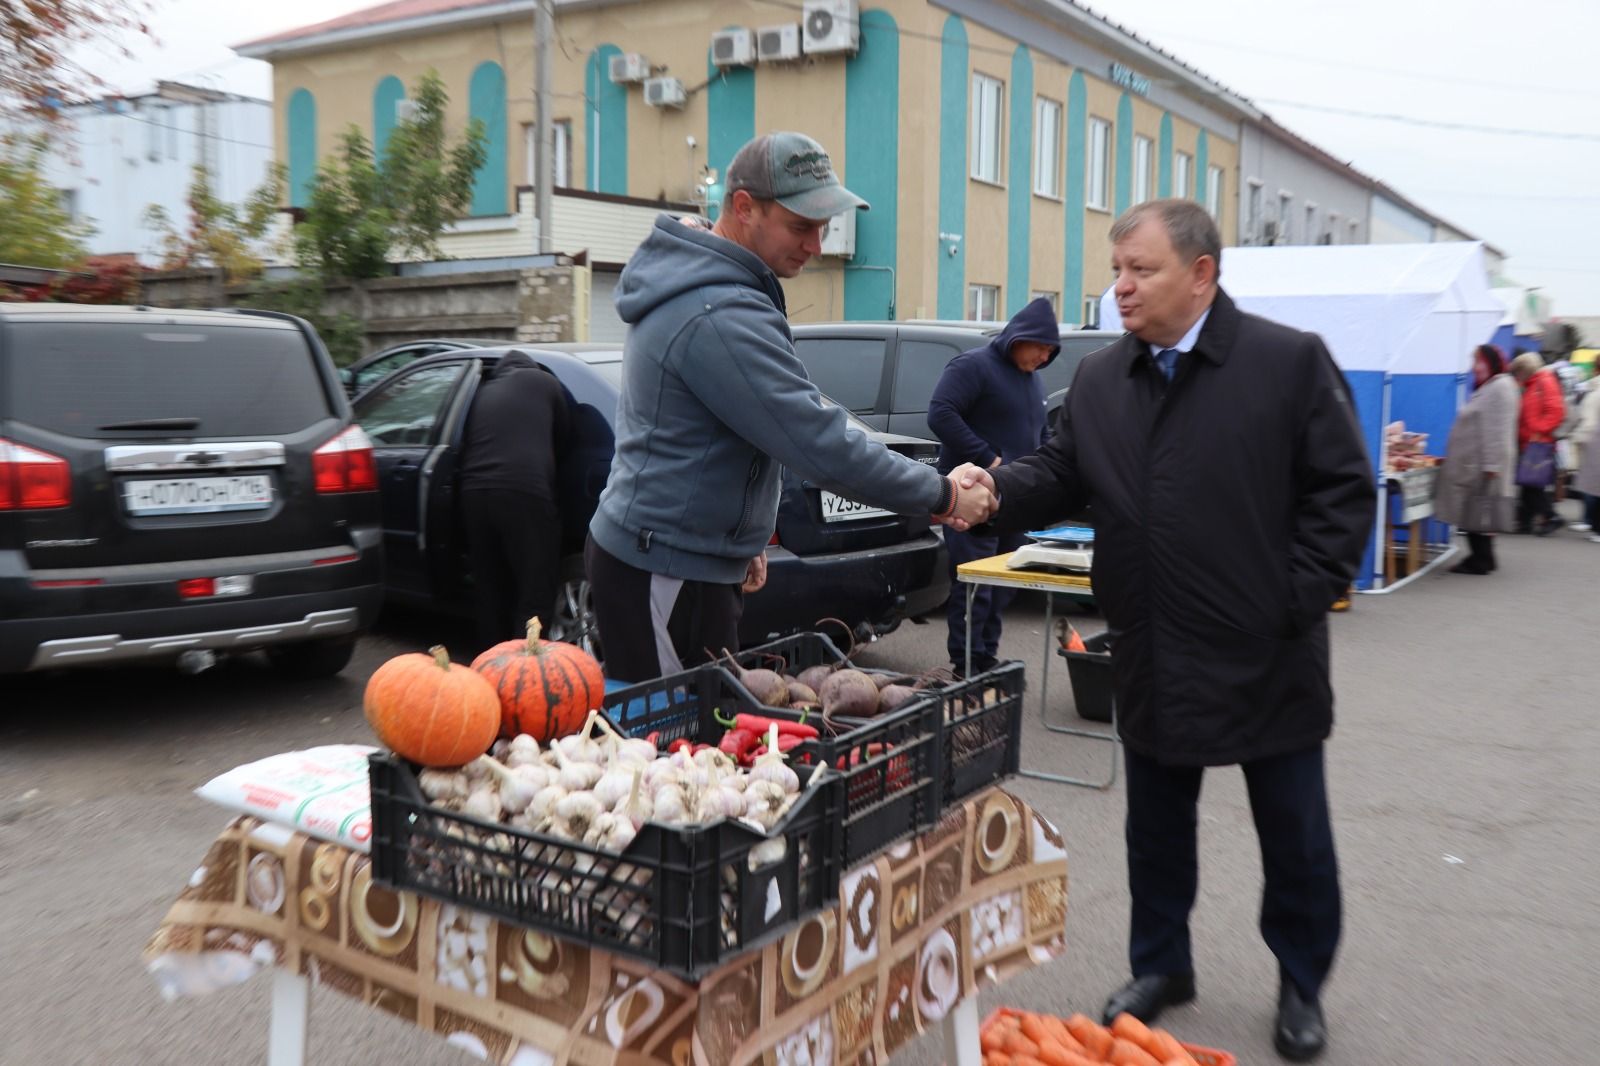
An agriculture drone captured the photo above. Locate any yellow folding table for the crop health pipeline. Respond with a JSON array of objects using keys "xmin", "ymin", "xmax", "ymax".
[{"xmin": 956, "ymin": 552, "xmax": 1119, "ymax": 789}]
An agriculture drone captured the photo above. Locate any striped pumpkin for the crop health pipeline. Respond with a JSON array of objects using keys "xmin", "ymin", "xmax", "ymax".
[
  {"xmin": 364, "ymin": 645, "xmax": 500, "ymax": 767},
  {"xmin": 471, "ymin": 617, "xmax": 604, "ymax": 742}
]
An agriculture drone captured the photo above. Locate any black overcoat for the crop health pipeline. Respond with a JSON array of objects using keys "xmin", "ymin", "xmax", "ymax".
[{"xmin": 992, "ymin": 290, "xmax": 1376, "ymax": 766}]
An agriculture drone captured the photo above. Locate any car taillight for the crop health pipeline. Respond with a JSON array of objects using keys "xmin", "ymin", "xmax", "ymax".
[
  {"xmin": 312, "ymin": 426, "xmax": 378, "ymax": 494},
  {"xmin": 0, "ymin": 437, "xmax": 72, "ymax": 510}
]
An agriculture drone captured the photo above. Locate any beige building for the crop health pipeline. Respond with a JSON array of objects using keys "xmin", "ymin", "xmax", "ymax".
[{"xmin": 237, "ymin": 0, "xmax": 1248, "ymax": 332}]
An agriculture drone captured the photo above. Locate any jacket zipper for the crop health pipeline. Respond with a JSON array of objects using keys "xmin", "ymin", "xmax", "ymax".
[{"xmin": 733, "ymin": 457, "xmax": 761, "ymax": 538}]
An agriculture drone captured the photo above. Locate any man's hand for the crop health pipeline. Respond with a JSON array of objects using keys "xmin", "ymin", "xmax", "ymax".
[
  {"xmin": 742, "ymin": 551, "xmax": 769, "ymax": 593},
  {"xmin": 987, "ymin": 455, "xmax": 1002, "ymax": 469},
  {"xmin": 937, "ymin": 468, "xmax": 999, "ymax": 531}
]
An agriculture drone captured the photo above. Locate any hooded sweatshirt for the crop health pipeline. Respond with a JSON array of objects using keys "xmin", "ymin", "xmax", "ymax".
[
  {"xmin": 459, "ymin": 350, "xmax": 571, "ymax": 500},
  {"xmin": 591, "ymin": 214, "xmax": 946, "ymax": 584},
  {"xmin": 927, "ymin": 297, "xmax": 1060, "ymax": 474}
]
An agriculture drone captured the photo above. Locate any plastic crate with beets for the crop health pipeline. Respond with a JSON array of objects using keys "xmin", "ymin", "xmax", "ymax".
[{"xmin": 368, "ymin": 664, "xmax": 840, "ymax": 980}]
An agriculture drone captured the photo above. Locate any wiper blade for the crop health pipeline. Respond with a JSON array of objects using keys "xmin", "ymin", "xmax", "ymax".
[{"xmin": 97, "ymin": 418, "xmax": 201, "ymax": 431}]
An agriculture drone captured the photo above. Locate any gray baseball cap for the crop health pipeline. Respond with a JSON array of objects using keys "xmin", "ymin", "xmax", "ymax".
[{"xmin": 724, "ymin": 132, "xmax": 869, "ymax": 220}]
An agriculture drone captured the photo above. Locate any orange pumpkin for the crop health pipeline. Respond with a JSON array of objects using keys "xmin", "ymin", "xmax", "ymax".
[
  {"xmin": 364, "ymin": 645, "xmax": 500, "ymax": 766},
  {"xmin": 471, "ymin": 617, "xmax": 604, "ymax": 741}
]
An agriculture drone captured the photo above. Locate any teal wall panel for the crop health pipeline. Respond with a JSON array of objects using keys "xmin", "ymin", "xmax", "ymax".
[
  {"xmin": 705, "ymin": 46, "xmax": 754, "ymax": 222},
  {"xmin": 1158, "ymin": 112, "xmax": 1173, "ymax": 198},
  {"xmin": 844, "ymin": 9, "xmax": 899, "ymax": 320},
  {"xmin": 287, "ymin": 89, "xmax": 316, "ymax": 209},
  {"xmin": 468, "ymin": 61, "xmax": 507, "ymax": 215},
  {"xmin": 1006, "ymin": 46, "xmax": 1033, "ymax": 314},
  {"xmin": 584, "ymin": 45, "xmax": 628, "ymax": 194},
  {"xmin": 1064, "ymin": 71, "xmax": 1086, "ymax": 320},
  {"xmin": 1195, "ymin": 128, "xmax": 1209, "ymax": 204},
  {"xmin": 1114, "ymin": 92, "xmax": 1133, "ymax": 216},
  {"xmin": 937, "ymin": 15, "xmax": 968, "ymax": 319}
]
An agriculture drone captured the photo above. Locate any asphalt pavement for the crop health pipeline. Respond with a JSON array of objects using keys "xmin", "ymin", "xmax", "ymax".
[{"xmin": 2, "ymin": 510, "xmax": 1596, "ymax": 1065}]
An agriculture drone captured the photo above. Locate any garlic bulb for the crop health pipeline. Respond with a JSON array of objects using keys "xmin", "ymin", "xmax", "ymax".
[
  {"xmin": 554, "ymin": 791, "xmax": 604, "ymax": 841},
  {"xmin": 613, "ymin": 737, "xmax": 658, "ymax": 765},
  {"xmin": 743, "ymin": 780, "xmax": 789, "ymax": 830},
  {"xmin": 463, "ymin": 786, "xmax": 502, "ymax": 823},
  {"xmin": 584, "ymin": 811, "xmax": 638, "ymax": 853},
  {"xmin": 419, "ymin": 768, "xmax": 469, "ymax": 802},
  {"xmin": 593, "ymin": 767, "xmax": 635, "ymax": 808},
  {"xmin": 555, "ymin": 734, "xmax": 601, "ymax": 764},
  {"xmin": 652, "ymin": 784, "xmax": 692, "ymax": 826},
  {"xmin": 694, "ymin": 785, "xmax": 745, "ymax": 823},
  {"xmin": 527, "ymin": 784, "xmax": 567, "ymax": 822},
  {"xmin": 747, "ymin": 747, "xmax": 800, "ymax": 794},
  {"xmin": 692, "ymin": 748, "xmax": 735, "ymax": 775}
]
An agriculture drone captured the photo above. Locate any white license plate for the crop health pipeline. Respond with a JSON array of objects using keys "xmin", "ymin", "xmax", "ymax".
[
  {"xmin": 124, "ymin": 475, "xmax": 274, "ymax": 516},
  {"xmin": 819, "ymin": 491, "xmax": 894, "ymax": 523}
]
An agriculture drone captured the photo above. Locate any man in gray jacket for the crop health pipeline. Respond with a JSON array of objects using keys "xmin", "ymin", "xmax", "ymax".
[{"xmin": 587, "ymin": 131, "xmax": 990, "ymax": 681}]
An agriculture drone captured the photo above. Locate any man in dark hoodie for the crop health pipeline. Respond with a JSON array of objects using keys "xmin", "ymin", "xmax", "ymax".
[
  {"xmin": 459, "ymin": 351, "xmax": 572, "ymax": 646},
  {"xmin": 587, "ymin": 131, "xmax": 993, "ymax": 682},
  {"xmin": 928, "ymin": 297, "xmax": 1060, "ymax": 674}
]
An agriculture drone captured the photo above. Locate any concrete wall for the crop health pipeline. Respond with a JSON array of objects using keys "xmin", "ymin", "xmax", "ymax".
[
  {"xmin": 1370, "ymin": 194, "xmax": 1435, "ymax": 244},
  {"xmin": 138, "ymin": 262, "xmax": 588, "ymax": 355},
  {"xmin": 1236, "ymin": 124, "xmax": 1370, "ymax": 247}
]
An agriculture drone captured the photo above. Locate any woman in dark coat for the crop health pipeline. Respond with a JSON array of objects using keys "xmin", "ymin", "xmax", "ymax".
[{"xmin": 1435, "ymin": 344, "xmax": 1518, "ymax": 573}]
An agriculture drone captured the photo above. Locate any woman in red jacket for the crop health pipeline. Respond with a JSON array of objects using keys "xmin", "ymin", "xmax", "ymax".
[{"xmin": 1510, "ymin": 352, "xmax": 1566, "ymax": 535}]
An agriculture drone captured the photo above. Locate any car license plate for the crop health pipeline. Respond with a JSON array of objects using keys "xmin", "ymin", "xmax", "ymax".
[
  {"xmin": 819, "ymin": 491, "xmax": 894, "ymax": 523},
  {"xmin": 124, "ymin": 475, "xmax": 274, "ymax": 516}
]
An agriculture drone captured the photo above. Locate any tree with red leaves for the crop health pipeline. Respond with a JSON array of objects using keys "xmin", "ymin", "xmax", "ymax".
[{"xmin": 1, "ymin": 0, "xmax": 152, "ymax": 116}]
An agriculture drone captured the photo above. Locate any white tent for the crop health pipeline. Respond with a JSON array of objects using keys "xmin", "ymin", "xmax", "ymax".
[{"xmin": 1100, "ymin": 241, "xmax": 1504, "ymax": 588}]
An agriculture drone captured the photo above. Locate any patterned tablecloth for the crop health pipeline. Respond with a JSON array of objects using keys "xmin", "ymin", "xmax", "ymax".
[{"xmin": 145, "ymin": 786, "xmax": 1068, "ymax": 1065}]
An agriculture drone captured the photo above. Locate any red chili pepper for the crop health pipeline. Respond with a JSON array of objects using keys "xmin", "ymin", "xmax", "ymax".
[
  {"xmin": 667, "ymin": 737, "xmax": 693, "ymax": 755},
  {"xmin": 727, "ymin": 712, "xmax": 818, "ymax": 740},
  {"xmin": 719, "ymin": 728, "xmax": 759, "ymax": 763},
  {"xmin": 751, "ymin": 734, "xmax": 807, "ymax": 759},
  {"xmin": 644, "ymin": 731, "xmax": 661, "ymax": 747}
]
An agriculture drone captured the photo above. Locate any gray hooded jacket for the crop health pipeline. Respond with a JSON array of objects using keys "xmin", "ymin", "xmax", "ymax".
[{"xmin": 590, "ymin": 214, "xmax": 945, "ymax": 584}]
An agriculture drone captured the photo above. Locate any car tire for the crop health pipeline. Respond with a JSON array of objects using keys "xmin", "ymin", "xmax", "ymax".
[
  {"xmin": 544, "ymin": 554, "xmax": 602, "ymax": 661},
  {"xmin": 266, "ymin": 636, "xmax": 358, "ymax": 679}
]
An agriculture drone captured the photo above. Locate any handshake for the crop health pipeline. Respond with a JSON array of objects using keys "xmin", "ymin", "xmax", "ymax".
[{"xmin": 934, "ymin": 463, "xmax": 1003, "ymax": 532}]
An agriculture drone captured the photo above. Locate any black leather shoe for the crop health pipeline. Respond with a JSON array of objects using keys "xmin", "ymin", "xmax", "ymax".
[
  {"xmin": 1449, "ymin": 559, "xmax": 1489, "ymax": 575},
  {"xmin": 1274, "ymin": 979, "xmax": 1327, "ymax": 1061},
  {"xmin": 1100, "ymin": 973, "xmax": 1195, "ymax": 1025}
]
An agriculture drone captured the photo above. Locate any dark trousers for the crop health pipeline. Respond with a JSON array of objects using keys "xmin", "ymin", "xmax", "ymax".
[
  {"xmin": 462, "ymin": 488, "xmax": 562, "ymax": 648},
  {"xmin": 585, "ymin": 535, "xmax": 743, "ymax": 684},
  {"xmin": 1125, "ymin": 743, "xmax": 1341, "ymax": 1000},
  {"xmin": 1518, "ymin": 483, "xmax": 1556, "ymax": 527},
  {"xmin": 944, "ymin": 528, "xmax": 1027, "ymax": 666},
  {"xmin": 1583, "ymin": 493, "xmax": 1600, "ymax": 528},
  {"xmin": 1465, "ymin": 531, "xmax": 1497, "ymax": 570}
]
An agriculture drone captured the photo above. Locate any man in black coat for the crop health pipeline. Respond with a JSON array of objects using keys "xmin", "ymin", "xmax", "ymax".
[
  {"xmin": 954, "ymin": 200, "xmax": 1375, "ymax": 1062},
  {"xmin": 459, "ymin": 350, "xmax": 573, "ymax": 646}
]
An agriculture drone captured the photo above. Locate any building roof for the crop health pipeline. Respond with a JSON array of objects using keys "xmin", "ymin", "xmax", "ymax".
[{"xmin": 238, "ymin": 0, "xmax": 509, "ymax": 50}]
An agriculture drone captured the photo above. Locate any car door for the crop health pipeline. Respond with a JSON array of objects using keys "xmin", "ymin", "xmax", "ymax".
[
  {"xmin": 791, "ymin": 335, "xmax": 891, "ymax": 429},
  {"xmin": 352, "ymin": 360, "xmax": 470, "ymax": 600},
  {"xmin": 887, "ymin": 338, "xmax": 968, "ymax": 444}
]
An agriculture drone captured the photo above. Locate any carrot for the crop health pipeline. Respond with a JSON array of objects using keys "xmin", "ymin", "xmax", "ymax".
[
  {"xmin": 1004, "ymin": 1030, "xmax": 1042, "ymax": 1058},
  {"xmin": 1066, "ymin": 1021, "xmax": 1113, "ymax": 1060},
  {"xmin": 1110, "ymin": 1012, "xmax": 1156, "ymax": 1053},
  {"xmin": 1013, "ymin": 1057, "xmax": 1049, "ymax": 1066},
  {"xmin": 1145, "ymin": 1029, "xmax": 1196, "ymax": 1063},
  {"xmin": 1108, "ymin": 1036, "xmax": 1161, "ymax": 1066},
  {"xmin": 984, "ymin": 1052, "xmax": 1011, "ymax": 1066},
  {"xmin": 1020, "ymin": 1013, "xmax": 1054, "ymax": 1047},
  {"xmin": 1036, "ymin": 1042, "xmax": 1100, "ymax": 1066},
  {"xmin": 981, "ymin": 1025, "xmax": 1011, "ymax": 1054}
]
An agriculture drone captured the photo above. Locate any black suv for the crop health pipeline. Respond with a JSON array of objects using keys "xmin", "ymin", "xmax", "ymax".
[
  {"xmin": 351, "ymin": 344, "xmax": 949, "ymax": 652},
  {"xmin": 790, "ymin": 321, "xmax": 1120, "ymax": 445},
  {"xmin": 0, "ymin": 304, "xmax": 383, "ymax": 676}
]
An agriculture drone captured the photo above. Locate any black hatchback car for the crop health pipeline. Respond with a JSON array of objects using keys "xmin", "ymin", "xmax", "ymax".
[
  {"xmin": 0, "ymin": 304, "xmax": 383, "ymax": 676},
  {"xmin": 351, "ymin": 344, "xmax": 949, "ymax": 653}
]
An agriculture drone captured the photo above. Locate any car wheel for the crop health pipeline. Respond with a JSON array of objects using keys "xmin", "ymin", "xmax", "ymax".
[
  {"xmin": 266, "ymin": 636, "xmax": 357, "ymax": 679},
  {"xmin": 545, "ymin": 556, "xmax": 601, "ymax": 660}
]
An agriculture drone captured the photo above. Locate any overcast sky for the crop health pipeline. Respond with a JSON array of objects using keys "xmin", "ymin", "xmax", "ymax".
[{"xmin": 88, "ymin": 0, "xmax": 1600, "ymax": 315}]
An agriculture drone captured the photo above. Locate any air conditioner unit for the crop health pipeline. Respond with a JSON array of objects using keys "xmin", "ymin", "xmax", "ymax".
[
  {"xmin": 643, "ymin": 76, "xmax": 687, "ymax": 109},
  {"xmin": 757, "ymin": 23, "xmax": 801, "ymax": 62},
  {"xmin": 819, "ymin": 210, "xmax": 856, "ymax": 258},
  {"xmin": 802, "ymin": 0, "xmax": 859, "ymax": 56},
  {"xmin": 608, "ymin": 52, "xmax": 651, "ymax": 84},
  {"xmin": 711, "ymin": 27, "xmax": 755, "ymax": 68},
  {"xmin": 395, "ymin": 99, "xmax": 419, "ymax": 122},
  {"xmin": 1262, "ymin": 220, "xmax": 1280, "ymax": 245}
]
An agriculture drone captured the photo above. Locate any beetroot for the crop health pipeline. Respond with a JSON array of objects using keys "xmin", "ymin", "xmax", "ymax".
[
  {"xmin": 796, "ymin": 664, "xmax": 834, "ymax": 694},
  {"xmin": 788, "ymin": 680, "xmax": 819, "ymax": 707},
  {"xmin": 878, "ymin": 684, "xmax": 918, "ymax": 713},
  {"xmin": 819, "ymin": 668, "xmax": 881, "ymax": 719}
]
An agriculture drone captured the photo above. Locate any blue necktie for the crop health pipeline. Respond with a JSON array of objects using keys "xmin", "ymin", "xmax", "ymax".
[{"xmin": 1156, "ymin": 348, "xmax": 1180, "ymax": 382}]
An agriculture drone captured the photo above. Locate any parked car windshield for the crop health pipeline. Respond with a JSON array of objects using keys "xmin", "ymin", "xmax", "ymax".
[{"xmin": 6, "ymin": 323, "xmax": 332, "ymax": 437}]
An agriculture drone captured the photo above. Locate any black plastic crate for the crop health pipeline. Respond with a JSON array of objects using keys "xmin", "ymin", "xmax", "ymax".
[
  {"xmin": 736, "ymin": 633, "xmax": 942, "ymax": 867},
  {"xmin": 1057, "ymin": 630, "xmax": 1115, "ymax": 722},
  {"xmin": 368, "ymin": 666, "xmax": 840, "ymax": 980},
  {"xmin": 927, "ymin": 661, "xmax": 1026, "ymax": 808}
]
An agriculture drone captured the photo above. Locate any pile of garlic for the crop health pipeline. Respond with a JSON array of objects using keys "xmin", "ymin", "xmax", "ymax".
[{"xmin": 416, "ymin": 710, "xmax": 815, "ymax": 856}]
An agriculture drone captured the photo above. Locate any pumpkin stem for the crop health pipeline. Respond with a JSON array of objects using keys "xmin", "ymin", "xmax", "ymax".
[
  {"xmin": 525, "ymin": 617, "xmax": 544, "ymax": 653},
  {"xmin": 429, "ymin": 645, "xmax": 453, "ymax": 671}
]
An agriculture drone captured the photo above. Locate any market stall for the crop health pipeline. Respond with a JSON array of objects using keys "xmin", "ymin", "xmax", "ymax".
[{"xmin": 1101, "ymin": 241, "xmax": 1505, "ymax": 589}]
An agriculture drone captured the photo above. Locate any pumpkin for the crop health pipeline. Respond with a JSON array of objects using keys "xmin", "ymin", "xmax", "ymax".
[
  {"xmin": 471, "ymin": 617, "xmax": 604, "ymax": 741},
  {"xmin": 364, "ymin": 645, "xmax": 500, "ymax": 767}
]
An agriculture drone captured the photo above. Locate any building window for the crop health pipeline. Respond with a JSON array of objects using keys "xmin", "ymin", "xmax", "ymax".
[
  {"xmin": 58, "ymin": 189, "xmax": 80, "ymax": 221},
  {"xmin": 1246, "ymin": 179, "xmax": 1263, "ymax": 243},
  {"xmin": 967, "ymin": 283, "xmax": 1001, "ymax": 321},
  {"xmin": 1327, "ymin": 211, "xmax": 1341, "ymax": 244},
  {"xmin": 287, "ymin": 88, "xmax": 317, "ymax": 209},
  {"xmin": 1349, "ymin": 219, "xmax": 1359, "ymax": 242},
  {"xmin": 523, "ymin": 119, "xmax": 572, "ymax": 188},
  {"xmin": 1206, "ymin": 165, "xmax": 1224, "ymax": 219},
  {"xmin": 468, "ymin": 60, "xmax": 508, "ymax": 216},
  {"xmin": 971, "ymin": 73, "xmax": 1004, "ymax": 184},
  {"xmin": 1305, "ymin": 204, "xmax": 1318, "ymax": 245},
  {"xmin": 1030, "ymin": 290, "xmax": 1059, "ymax": 314},
  {"xmin": 1087, "ymin": 117, "xmax": 1111, "ymax": 211},
  {"xmin": 1033, "ymin": 97, "xmax": 1062, "ymax": 198},
  {"xmin": 1133, "ymin": 135, "xmax": 1153, "ymax": 204},
  {"xmin": 1174, "ymin": 150, "xmax": 1193, "ymax": 200},
  {"xmin": 1277, "ymin": 192, "xmax": 1293, "ymax": 243},
  {"xmin": 1082, "ymin": 295, "xmax": 1101, "ymax": 328}
]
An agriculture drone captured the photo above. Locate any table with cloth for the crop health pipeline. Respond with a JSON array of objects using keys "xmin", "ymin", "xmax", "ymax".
[{"xmin": 145, "ymin": 785, "xmax": 1069, "ymax": 1066}]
